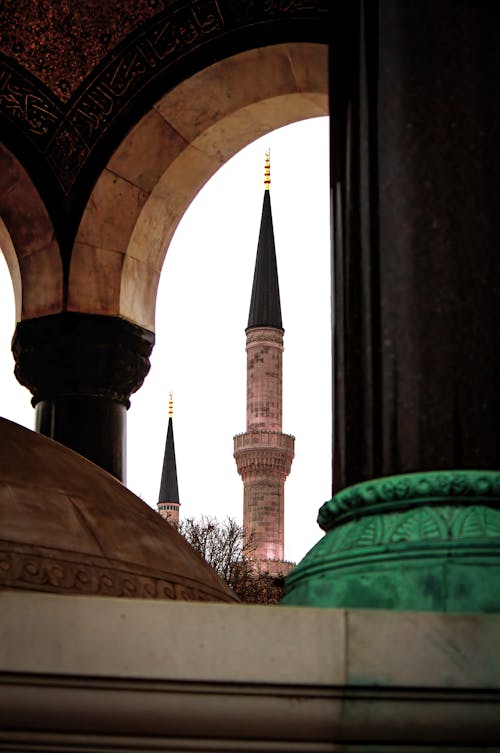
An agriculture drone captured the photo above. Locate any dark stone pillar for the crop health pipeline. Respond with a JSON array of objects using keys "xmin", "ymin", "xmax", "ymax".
[
  {"xmin": 284, "ymin": 1, "xmax": 500, "ymax": 611},
  {"xmin": 12, "ymin": 313, "xmax": 154, "ymax": 482},
  {"xmin": 330, "ymin": 0, "xmax": 500, "ymax": 492}
]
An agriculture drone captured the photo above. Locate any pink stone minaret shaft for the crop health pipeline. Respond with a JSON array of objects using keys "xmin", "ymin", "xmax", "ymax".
[{"xmin": 234, "ymin": 151, "xmax": 294, "ymax": 572}]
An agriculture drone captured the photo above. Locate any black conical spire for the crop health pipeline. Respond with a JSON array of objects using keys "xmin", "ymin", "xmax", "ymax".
[
  {"xmin": 158, "ymin": 395, "xmax": 179, "ymax": 505},
  {"xmin": 247, "ymin": 151, "xmax": 283, "ymax": 330}
]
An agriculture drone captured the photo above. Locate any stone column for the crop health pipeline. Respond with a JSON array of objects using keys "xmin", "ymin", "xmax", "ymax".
[
  {"xmin": 330, "ymin": 0, "xmax": 500, "ymax": 491},
  {"xmin": 12, "ymin": 313, "xmax": 154, "ymax": 482}
]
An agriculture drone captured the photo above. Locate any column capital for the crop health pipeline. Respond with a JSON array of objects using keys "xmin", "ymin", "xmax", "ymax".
[{"xmin": 12, "ymin": 312, "xmax": 155, "ymax": 408}]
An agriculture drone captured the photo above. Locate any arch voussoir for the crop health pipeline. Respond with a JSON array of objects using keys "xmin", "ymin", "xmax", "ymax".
[
  {"xmin": 0, "ymin": 144, "xmax": 63, "ymax": 321},
  {"xmin": 69, "ymin": 43, "xmax": 328, "ymax": 332}
]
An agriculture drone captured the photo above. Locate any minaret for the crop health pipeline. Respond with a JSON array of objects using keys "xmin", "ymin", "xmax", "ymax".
[
  {"xmin": 157, "ymin": 392, "xmax": 180, "ymax": 525},
  {"xmin": 233, "ymin": 150, "xmax": 295, "ymax": 575}
]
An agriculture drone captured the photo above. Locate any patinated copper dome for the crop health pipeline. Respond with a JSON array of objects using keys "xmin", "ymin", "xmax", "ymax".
[{"xmin": 0, "ymin": 417, "xmax": 237, "ymax": 602}]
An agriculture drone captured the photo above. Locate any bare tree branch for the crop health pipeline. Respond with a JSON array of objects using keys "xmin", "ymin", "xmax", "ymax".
[{"xmin": 178, "ymin": 516, "xmax": 287, "ymax": 604}]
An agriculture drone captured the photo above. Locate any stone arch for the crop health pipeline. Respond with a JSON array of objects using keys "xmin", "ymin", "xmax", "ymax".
[
  {"xmin": 69, "ymin": 42, "xmax": 328, "ymax": 332},
  {"xmin": 0, "ymin": 144, "xmax": 63, "ymax": 321}
]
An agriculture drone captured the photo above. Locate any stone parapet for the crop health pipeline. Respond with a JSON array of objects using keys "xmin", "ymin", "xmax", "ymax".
[
  {"xmin": 234, "ymin": 430, "xmax": 295, "ymax": 451},
  {"xmin": 2, "ymin": 590, "xmax": 500, "ymax": 750}
]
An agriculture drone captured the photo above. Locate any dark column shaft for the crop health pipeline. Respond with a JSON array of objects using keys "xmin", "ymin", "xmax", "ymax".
[
  {"xmin": 35, "ymin": 397, "xmax": 127, "ymax": 481},
  {"xmin": 13, "ymin": 313, "xmax": 154, "ymax": 482},
  {"xmin": 331, "ymin": 1, "xmax": 500, "ymax": 491}
]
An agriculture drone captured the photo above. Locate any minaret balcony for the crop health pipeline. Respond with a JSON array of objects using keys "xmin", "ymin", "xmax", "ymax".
[
  {"xmin": 233, "ymin": 431, "xmax": 295, "ymax": 479},
  {"xmin": 234, "ymin": 430, "xmax": 294, "ymax": 453}
]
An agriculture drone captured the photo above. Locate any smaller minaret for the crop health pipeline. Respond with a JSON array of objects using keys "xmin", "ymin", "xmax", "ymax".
[{"xmin": 157, "ymin": 392, "xmax": 180, "ymax": 525}]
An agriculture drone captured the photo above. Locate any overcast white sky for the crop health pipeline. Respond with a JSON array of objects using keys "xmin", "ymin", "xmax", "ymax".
[{"xmin": 0, "ymin": 116, "xmax": 331, "ymax": 564}]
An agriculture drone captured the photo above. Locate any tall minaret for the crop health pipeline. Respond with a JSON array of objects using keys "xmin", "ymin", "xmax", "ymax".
[
  {"xmin": 157, "ymin": 392, "xmax": 180, "ymax": 525},
  {"xmin": 233, "ymin": 150, "xmax": 295, "ymax": 574}
]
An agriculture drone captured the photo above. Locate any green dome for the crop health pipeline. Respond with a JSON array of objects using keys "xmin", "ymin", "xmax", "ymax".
[{"xmin": 282, "ymin": 471, "xmax": 500, "ymax": 612}]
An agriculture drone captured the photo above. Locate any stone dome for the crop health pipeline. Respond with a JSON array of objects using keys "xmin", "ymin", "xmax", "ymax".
[{"xmin": 0, "ymin": 418, "xmax": 237, "ymax": 602}]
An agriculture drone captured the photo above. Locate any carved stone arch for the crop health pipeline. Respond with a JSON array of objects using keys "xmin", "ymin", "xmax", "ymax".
[
  {"xmin": 69, "ymin": 42, "xmax": 328, "ymax": 332},
  {"xmin": 0, "ymin": 144, "xmax": 63, "ymax": 322}
]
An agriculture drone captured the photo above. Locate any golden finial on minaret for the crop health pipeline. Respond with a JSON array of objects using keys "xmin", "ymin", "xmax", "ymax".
[
  {"xmin": 264, "ymin": 148, "xmax": 271, "ymax": 190},
  {"xmin": 169, "ymin": 391, "xmax": 173, "ymax": 418}
]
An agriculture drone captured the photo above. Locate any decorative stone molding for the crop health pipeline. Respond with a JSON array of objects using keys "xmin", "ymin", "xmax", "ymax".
[
  {"xmin": 0, "ymin": 540, "xmax": 232, "ymax": 603},
  {"xmin": 245, "ymin": 327, "xmax": 284, "ymax": 347},
  {"xmin": 12, "ymin": 312, "xmax": 154, "ymax": 407},
  {"xmin": 234, "ymin": 432, "xmax": 294, "ymax": 480},
  {"xmin": 234, "ymin": 451, "xmax": 294, "ymax": 479}
]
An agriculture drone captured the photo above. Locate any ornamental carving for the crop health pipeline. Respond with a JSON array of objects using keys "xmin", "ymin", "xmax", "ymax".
[
  {"xmin": 234, "ymin": 432, "xmax": 294, "ymax": 480},
  {"xmin": 0, "ymin": 542, "xmax": 232, "ymax": 602},
  {"xmin": 263, "ymin": 0, "xmax": 323, "ymax": 16},
  {"xmin": 12, "ymin": 312, "xmax": 155, "ymax": 406},
  {"xmin": 0, "ymin": 63, "xmax": 61, "ymax": 144},
  {"xmin": 318, "ymin": 471, "xmax": 500, "ymax": 531},
  {"xmin": 234, "ymin": 450, "xmax": 294, "ymax": 476},
  {"xmin": 303, "ymin": 505, "xmax": 500, "ymax": 565},
  {"xmin": 286, "ymin": 505, "xmax": 500, "ymax": 608},
  {"xmin": 0, "ymin": 1, "xmax": 327, "ymax": 193},
  {"xmin": 0, "ymin": 1, "xmax": 164, "ymax": 101},
  {"xmin": 246, "ymin": 328, "xmax": 284, "ymax": 346}
]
